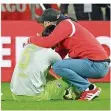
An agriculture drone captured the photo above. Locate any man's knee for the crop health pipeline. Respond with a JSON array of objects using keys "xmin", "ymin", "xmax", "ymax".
[
  {"xmin": 53, "ymin": 63, "xmax": 60, "ymax": 73},
  {"xmin": 53, "ymin": 62, "xmax": 64, "ymax": 76},
  {"xmin": 53, "ymin": 61, "xmax": 61, "ymax": 70}
]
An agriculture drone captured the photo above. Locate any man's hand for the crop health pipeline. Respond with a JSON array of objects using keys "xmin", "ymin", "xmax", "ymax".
[{"xmin": 36, "ymin": 33, "xmax": 42, "ymax": 36}]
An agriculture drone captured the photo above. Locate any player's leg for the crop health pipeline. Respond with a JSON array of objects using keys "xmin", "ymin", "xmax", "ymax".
[
  {"xmin": 12, "ymin": 78, "xmax": 71, "ymax": 101},
  {"xmin": 34, "ymin": 78, "xmax": 71, "ymax": 101}
]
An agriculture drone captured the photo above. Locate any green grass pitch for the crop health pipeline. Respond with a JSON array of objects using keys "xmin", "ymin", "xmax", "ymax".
[{"xmin": 1, "ymin": 82, "xmax": 110, "ymax": 110}]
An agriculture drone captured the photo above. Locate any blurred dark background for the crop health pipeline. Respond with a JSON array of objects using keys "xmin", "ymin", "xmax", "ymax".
[{"xmin": 1, "ymin": 4, "xmax": 110, "ymax": 21}]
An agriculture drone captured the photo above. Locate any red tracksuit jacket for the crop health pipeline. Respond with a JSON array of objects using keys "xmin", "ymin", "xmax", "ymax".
[{"xmin": 30, "ymin": 19, "xmax": 108, "ymax": 60}]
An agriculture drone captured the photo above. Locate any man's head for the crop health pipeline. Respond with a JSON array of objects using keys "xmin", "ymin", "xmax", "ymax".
[{"xmin": 36, "ymin": 8, "xmax": 60, "ymax": 28}]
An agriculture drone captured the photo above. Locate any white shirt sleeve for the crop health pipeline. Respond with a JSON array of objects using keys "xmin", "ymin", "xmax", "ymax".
[{"xmin": 48, "ymin": 49, "xmax": 62, "ymax": 65}]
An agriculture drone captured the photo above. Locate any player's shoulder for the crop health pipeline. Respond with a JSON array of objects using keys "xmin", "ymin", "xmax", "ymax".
[
  {"xmin": 48, "ymin": 48, "xmax": 62, "ymax": 58},
  {"xmin": 47, "ymin": 48, "xmax": 55, "ymax": 53},
  {"xmin": 47, "ymin": 48, "xmax": 59, "ymax": 56}
]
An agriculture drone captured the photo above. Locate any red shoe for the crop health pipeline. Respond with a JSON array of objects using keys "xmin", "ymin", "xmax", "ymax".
[{"xmin": 79, "ymin": 85, "xmax": 101, "ymax": 101}]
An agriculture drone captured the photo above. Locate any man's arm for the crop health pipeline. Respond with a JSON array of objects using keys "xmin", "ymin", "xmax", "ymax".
[{"xmin": 30, "ymin": 20, "xmax": 72, "ymax": 48}]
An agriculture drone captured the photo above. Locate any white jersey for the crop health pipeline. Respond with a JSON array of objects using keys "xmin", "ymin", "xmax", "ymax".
[{"xmin": 10, "ymin": 44, "xmax": 62, "ymax": 96}]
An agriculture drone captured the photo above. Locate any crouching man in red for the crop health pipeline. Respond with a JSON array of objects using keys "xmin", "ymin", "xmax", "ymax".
[{"xmin": 29, "ymin": 8, "xmax": 110, "ymax": 101}]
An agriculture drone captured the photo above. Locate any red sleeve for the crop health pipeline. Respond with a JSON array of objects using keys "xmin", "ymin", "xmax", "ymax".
[{"xmin": 30, "ymin": 20, "xmax": 72, "ymax": 48}]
